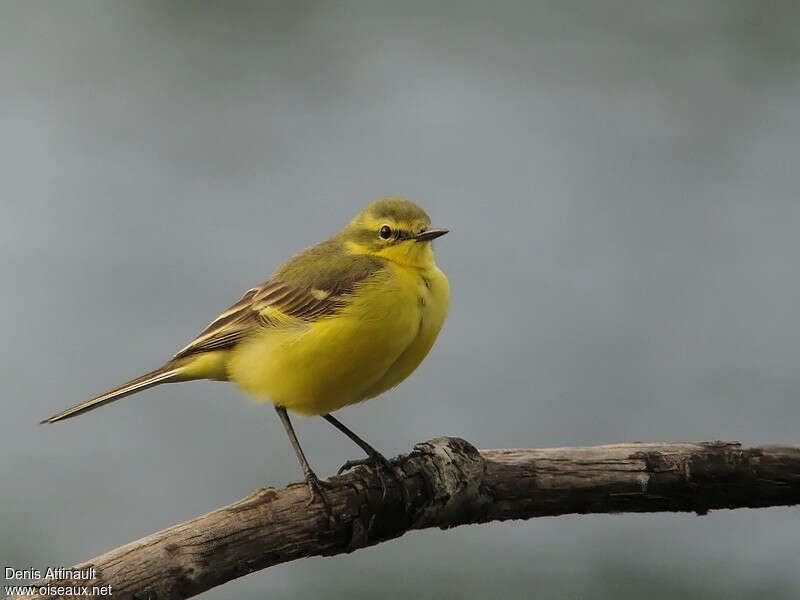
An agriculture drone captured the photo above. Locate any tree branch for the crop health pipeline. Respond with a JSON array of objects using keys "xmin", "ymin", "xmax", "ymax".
[{"xmin": 8, "ymin": 438, "xmax": 800, "ymax": 600}]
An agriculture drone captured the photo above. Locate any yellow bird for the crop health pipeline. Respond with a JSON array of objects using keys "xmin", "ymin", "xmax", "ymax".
[{"xmin": 42, "ymin": 197, "xmax": 450, "ymax": 504}]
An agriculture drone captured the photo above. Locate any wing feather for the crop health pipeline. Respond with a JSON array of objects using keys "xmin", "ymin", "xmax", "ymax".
[{"xmin": 172, "ymin": 252, "xmax": 384, "ymax": 360}]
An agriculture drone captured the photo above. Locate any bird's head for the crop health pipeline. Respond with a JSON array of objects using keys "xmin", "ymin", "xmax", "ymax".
[{"xmin": 341, "ymin": 197, "xmax": 448, "ymax": 267}]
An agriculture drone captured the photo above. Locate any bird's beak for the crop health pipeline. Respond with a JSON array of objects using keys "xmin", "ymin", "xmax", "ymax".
[{"xmin": 414, "ymin": 228, "xmax": 449, "ymax": 242}]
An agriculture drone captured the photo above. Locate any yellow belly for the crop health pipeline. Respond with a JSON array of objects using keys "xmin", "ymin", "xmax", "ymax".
[{"xmin": 225, "ymin": 263, "xmax": 449, "ymax": 416}]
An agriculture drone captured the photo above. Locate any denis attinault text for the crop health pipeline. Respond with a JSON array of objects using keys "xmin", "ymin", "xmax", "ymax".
[{"xmin": 5, "ymin": 567, "xmax": 112, "ymax": 596}]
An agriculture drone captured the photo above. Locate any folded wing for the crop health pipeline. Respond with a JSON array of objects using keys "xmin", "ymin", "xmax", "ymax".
[{"xmin": 173, "ymin": 252, "xmax": 385, "ymax": 360}]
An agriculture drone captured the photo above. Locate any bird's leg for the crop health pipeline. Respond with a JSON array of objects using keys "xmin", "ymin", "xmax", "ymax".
[
  {"xmin": 322, "ymin": 413, "xmax": 405, "ymax": 502},
  {"xmin": 275, "ymin": 406, "xmax": 332, "ymax": 510}
]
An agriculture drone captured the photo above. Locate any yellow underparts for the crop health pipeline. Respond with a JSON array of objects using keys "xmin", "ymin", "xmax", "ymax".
[
  {"xmin": 179, "ymin": 260, "xmax": 449, "ymax": 416},
  {"xmin": 173, "ymin": 350, "xmax": 229, "ymax": 381}
]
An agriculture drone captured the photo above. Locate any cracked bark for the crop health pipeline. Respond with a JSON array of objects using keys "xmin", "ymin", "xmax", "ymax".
[{"xmin": 8, "ymin": 438, "xmax": 800, "ymax": 600}]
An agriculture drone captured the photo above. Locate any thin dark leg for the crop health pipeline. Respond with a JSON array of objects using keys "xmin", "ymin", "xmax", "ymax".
[
  {"xmin": 322, "ymin": 413, "xmax": 404, "ymax": 502},
  {"xmin": 275, "ymin": 406, "xmax": 331, "ymax": 509},
  {"xmin": 322, "ymin": 414, "xmax": 387, "ymax": 462}
]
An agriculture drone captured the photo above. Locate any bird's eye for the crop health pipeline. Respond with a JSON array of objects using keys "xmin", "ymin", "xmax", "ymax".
[{"xmin": 379, "ymin": 225, "xmax": 392, "ymax": 239}]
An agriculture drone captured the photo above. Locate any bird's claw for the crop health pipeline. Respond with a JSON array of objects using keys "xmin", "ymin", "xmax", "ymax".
[
  {"xmin": 338, "ymin": 452, "xmax": 405, "ymax": 503},
  {"xmin": 304, "ymin": 471, "xmax": 334, "ymax": 511},
  {"xmin": 338, "ymin": 457, "xmax": 376, "ymax": 475}
]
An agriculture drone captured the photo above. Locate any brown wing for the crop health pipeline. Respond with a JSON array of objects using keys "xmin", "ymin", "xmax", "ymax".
[
  {"xmin": 172, "ymin": 246, "xmax": 386, "ymax": 360},
  {"xmin": 172, "ymin": 279, "xmax": 352, "ymax": 359}
]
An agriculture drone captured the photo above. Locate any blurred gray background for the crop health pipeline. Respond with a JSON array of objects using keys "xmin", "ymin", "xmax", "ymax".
[{"xmin": 3, "ymin": 1, "xmax": 800, "ymax": 598}]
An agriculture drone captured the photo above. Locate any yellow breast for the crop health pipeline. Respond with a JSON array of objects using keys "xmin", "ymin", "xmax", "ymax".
[
  {"xmin": 362, "ymin": 263, "xmax": 449, "ymax": 399},
  {"xmin": 225, "ymin": 262, "xmax": 449, "ymax": 416}
]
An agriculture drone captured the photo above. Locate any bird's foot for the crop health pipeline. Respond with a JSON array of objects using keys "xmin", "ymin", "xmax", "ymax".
[
  {"xmin": 304, "ymin": 471, "xmax": 334, "ymax": 511},
  {"xmin": 338, "ymin": 452, "xmax": 406, "ymax": 504},
  {"xmin": 338, "ymin": 452, "xmax": 394, "ymax": 475}
]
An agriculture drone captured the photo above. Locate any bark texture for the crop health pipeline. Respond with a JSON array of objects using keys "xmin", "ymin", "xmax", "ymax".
[{"xmin": 8, "ymin": 438, "xmax": 800, "ymax": 600}]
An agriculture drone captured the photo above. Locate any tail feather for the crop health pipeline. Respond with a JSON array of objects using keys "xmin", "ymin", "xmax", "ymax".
[{"xmin": 40, "ymin": 365, "xmax": 181, "ymax": 424}]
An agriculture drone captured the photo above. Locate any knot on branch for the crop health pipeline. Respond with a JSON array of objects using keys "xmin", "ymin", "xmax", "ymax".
[{"xmin": 404, "ymin": 437, "xmax": 490, "ymax": 529}]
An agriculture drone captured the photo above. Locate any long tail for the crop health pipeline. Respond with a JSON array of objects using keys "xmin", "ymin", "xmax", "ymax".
[{"xmin": 40, "ymin": 364, "xmax": 182, "ymax": 424}]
